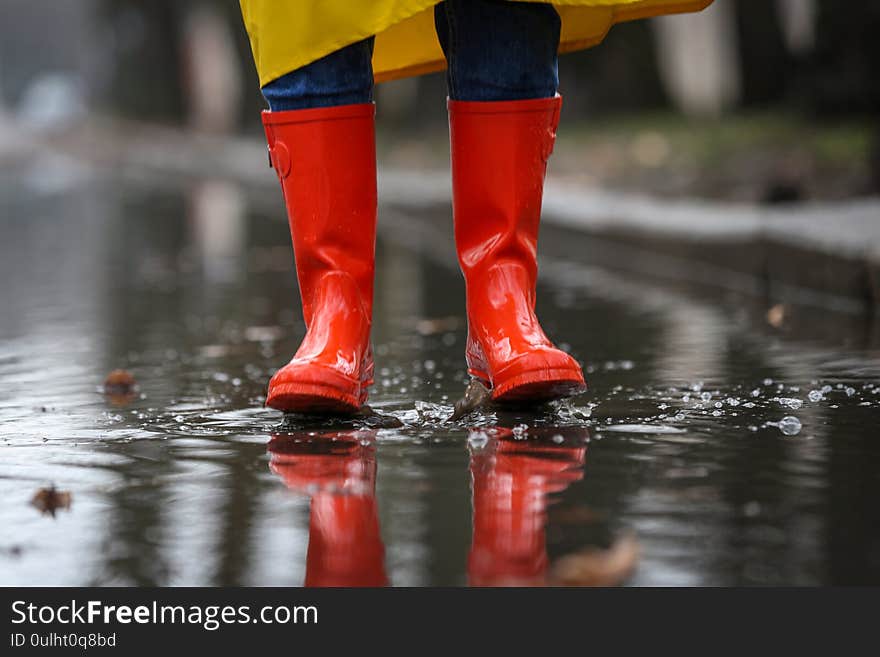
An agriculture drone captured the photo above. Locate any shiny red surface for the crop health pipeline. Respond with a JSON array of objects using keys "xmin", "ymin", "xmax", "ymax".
[
  {"xmin": 261, "ymin": 104, "xmax": 377, "ymax": 413},
  {"xmin": 468, "ymin": 428, "xmax": 587, "ymax": 586},
  {"xmin": 449, "ymin": 96, "xmax": 586, "ymax": 402},
  {"xmin": 268, "ymin": 431, "xmax": 387, "ymax": 587}
]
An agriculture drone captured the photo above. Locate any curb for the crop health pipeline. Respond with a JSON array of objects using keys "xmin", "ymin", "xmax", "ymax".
[{"xmin": 7, "ymin": 116, "xmax": 879, "ymax": 315}]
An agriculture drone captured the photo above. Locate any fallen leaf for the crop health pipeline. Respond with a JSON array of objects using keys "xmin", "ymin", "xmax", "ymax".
[
  {"xmin": 549, "ymin": 532, "xmax": 639, "ymax": 587},
  {"xmin": 103, "ymin": 369, "xmax": 138, "ymax": 405},
  {"xmin": 449, "ymin": 379, "xmax": 491, "ymax": 422},
  {"xmin": 766, "ymin": 304, "xmax": 786, "ymax": 329},
  {"xmin": 31, "ymin": 485, "xmax": 72, "ymax": 517}
]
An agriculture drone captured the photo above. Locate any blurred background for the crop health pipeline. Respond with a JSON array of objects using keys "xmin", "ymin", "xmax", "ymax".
[{"xmin": 1, "ymin": 0, "xmax": 878, "ymax": 201}]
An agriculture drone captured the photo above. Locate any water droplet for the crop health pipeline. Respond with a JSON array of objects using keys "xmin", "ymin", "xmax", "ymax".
[
  {"xmin": 603, "ymin": 424, "xmax": 686, "ymax": 435},
  {"xmin": 467, "ymin": 430, "xmax": 490, "ymax": 450},
  {"xmin": 775, "ymin": 416, "xmax": 802, "ymax": 436},
  {"xmin": 512, "ymin": 424, "xmax": 529, "ymax": 440},
  {"xmin": 700, "ymin": 392, "xmax": 712, "ymax": 403},
  {"xmin": 777, "ymin": 397, "xmax": 803, "ymax": 410},
  {"xmin": 808, "ymin": 390, "xmax": 823, "ymax": 403}
]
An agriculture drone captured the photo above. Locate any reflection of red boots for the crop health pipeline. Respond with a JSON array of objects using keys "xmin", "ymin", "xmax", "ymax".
[
  {"xmin": 449, "ymin": 97, "xmax": 586, "ymax": 403},
  {"xmin": 468, "ymin": 427, "xmax": 587, "ymax": 586},
  {"xmin": 262, "ymin": 104, "xmax": 376, "ymax": 414},
  {"xmin": 268, "ymin": 431, "xmax": 387, "ymax": 587}
]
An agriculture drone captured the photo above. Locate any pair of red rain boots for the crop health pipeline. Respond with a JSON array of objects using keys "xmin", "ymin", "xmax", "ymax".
[{"xmin": 261, "ymin": 96, "xmax": 585, "ymax": 414}]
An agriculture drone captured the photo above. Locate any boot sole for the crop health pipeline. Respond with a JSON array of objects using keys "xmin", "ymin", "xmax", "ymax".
[
  {"xmin": 490, "ymin": 368, "xmax": 587, "ymax": 405},
  {"xmin": 266, "ymin": 382, "xmax": 361, "ymax": 415}
]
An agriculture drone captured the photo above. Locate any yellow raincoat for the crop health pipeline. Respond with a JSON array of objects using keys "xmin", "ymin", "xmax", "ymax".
[{"xmin": 240, "ymin": 0, "xmax": 713, "ymax": 87}]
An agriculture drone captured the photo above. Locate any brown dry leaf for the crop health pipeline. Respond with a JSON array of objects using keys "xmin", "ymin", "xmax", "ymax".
[
  {"xmin": 766, "ymin": 304, "xmax": 786, "ymax": 329},
  {"xmin": 549, "ymin": 532, "xmax": 639, "ymax": 587},
  {"xmin": 449, "ymin": 379, "xmax": 491, "ymax": 422},
  {"xmin": 31, "ymin": 485, "xmax": 72, "ymax": 517},
  {"xmin": 103, "ymin": 369, "xmax": 138, "ymax": 405}
]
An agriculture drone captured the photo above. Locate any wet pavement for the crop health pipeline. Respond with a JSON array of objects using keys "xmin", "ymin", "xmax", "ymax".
[{"xmin": 2, "ymin": 171, "xmax": 880, "ymax": 586}]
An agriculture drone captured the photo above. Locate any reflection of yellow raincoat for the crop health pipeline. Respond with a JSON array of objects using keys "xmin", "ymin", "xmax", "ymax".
[{"xmin": 240, "ymin": 0, "xmax": 713, "ymax": 87}]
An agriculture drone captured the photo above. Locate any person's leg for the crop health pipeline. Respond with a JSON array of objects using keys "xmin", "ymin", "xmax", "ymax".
[
  {"xmin": 435, "ymin": 1, "xmax": 586, "ymax": 403},
  {"xmin": 261, "ymin": 37, "xmax": 375, "ymax": 110},
  {"xmin": 260, "ymin": 40, "xmax": 378, "ymax": 413},
  {"xmin": 434, "ymin": 0, "xmax": 559, "ymax": 101}
]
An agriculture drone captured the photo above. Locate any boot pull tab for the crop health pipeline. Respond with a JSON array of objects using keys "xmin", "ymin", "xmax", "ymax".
[
  {"xmin": 544, "ymin": 102, "xmax": 561, "ymax": 159},
  {"xmin": 543, "ymin": 127, "xmax": 557, "ymax": 160},
  {"xmin": 267, "ymin": 141, "xmax": 292, "ymax": 179}
]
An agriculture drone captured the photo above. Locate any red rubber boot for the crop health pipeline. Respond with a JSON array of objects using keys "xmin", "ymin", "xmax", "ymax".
[
  {"xmin": 468, "ymin": 428, "xmax": 587, "ymax": 586},
  {"xmin": 262, "ymin": 104, "xmax": 377, "ymax": 414},
  {"xmin": 449, "ymin": 96, "xmax": 587, "ymax": 403},
  {"xmin": 268, "ymin": 431, "xmax": 387, "ymax": 587}
]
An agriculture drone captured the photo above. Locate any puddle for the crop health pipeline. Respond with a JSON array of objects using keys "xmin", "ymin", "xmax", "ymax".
[{"xmin": 1, "ymin": 176, "xmax": 879, "ymax": 585}]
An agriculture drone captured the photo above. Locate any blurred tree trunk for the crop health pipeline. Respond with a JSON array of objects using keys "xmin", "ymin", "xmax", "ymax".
[
  {"xmin": 559, "ymin": 19, "xmax": 667, "ymax": 117},
  {"xmin": 96, "ymin": 0, "xmax": 261, "ymax": 129},
  {"xmin": 730, "ymin": 0, "xmax": 792, "ymax": 107},
  {"xmin": 776, "ymin": 0, "xmax": 817, "ymax": 55},
  {"xmin": 96, "ymin": 1, "xmax": 187, "ymax": 121},
  {"xmin": 181, "ymin": 4, "xmax": 243, "ymax": 133},
  {"xmin": 804, "ymin": 0, "xmax": 880, "ymax": 115},
  {"xmin": 652, "ymin": 0, "xmax": 742, "ymax": 117}
]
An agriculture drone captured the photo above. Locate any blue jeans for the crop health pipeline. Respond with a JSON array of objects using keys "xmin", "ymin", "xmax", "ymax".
[{"xmin": 262, "ymin": 0, "xmax": 561, "ymax": 110}]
